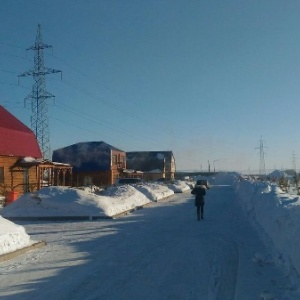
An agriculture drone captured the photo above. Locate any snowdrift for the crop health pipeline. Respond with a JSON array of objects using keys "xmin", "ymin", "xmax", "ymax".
[
  {"xmin": 0, "ymin": 181, "xmax": 188, "ymax": 219},
  {"xmin": 235, "ymin": 176, "xmax": 300, "ymax": 276},
  {"xmin": 0, "ymin": 216, "xmax": 31, "ymax": 256}
]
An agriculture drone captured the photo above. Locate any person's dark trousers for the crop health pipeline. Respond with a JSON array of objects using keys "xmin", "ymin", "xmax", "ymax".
[{"xmin": 196, "ymin": 205, "xmax": 204, "ymax": 220}]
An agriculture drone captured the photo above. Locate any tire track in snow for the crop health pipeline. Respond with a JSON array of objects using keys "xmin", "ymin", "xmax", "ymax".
[{"xmin": 206, "ymin": 236, "xmax": 239, "ymax": 300}]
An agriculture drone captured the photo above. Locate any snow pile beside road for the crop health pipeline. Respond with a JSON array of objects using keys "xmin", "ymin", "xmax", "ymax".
[
  {"xmin": 0, "ymin": 216, "xmax": 31, "ymax": 256},
  {"xmin": 99, "ymin": 184, "xmax": 151, "ymax": 216},
  {"xmin": 0, "ymin": 181, "xmax": 190, "ymax": 220},
  {"xmin": 1, "ymin": 187, "xmax": 110, "ymax": 218},
  {"xmin": 133, "ymin": 182, "xmax": 174, "ymax": 201},
  {"xmin": 1, "ymin": 181, "xmax": 181, "ymax": 219},
  {"xmin": 235, "ymin": 177, "xmax": 300, "ymax": 276},
  {"xmin": 167, "ymin": 180, "xmax": 191, "ymax": 193}
]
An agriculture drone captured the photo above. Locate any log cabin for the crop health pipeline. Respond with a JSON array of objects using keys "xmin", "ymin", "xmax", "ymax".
[
  {"xmin": 0, "ymin": 106, "xmax": 72, "ymax": 203},
  {"xmin": 0, "ymin": 105, "xmax": 42, "ymax": 201}
]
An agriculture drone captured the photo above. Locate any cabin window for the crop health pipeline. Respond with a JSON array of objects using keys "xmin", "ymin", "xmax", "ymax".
[
  {"xmin": 112, "ymin": 155, "xmax": 117, "ymax": 165},
  {"xmin": 0, "ymin": 167, "xmax": 4, "ymax": 184}
]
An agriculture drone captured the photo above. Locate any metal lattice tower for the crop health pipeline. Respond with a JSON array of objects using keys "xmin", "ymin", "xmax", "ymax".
[
  {"xmin": 256, "ymin": 136, "xmax": 266, "ymax": 176},
  {"xmin": 292, "ymin": 152, "xmax": 297, "ymax": 173},
  {"xmin": 19, "ymin": 24, "xmax": 61, "ymax": 159}
]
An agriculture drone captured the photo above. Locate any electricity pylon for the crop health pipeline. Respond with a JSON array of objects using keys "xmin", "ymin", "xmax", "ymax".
[
  {"xmin": 19, "ymin": 24, "xmax": 62, "ymax": 159},
  {"xmin": 256, "ymin": 136, "xmax": 267, "ymax": 177},
  {"xmin": 292, "ymin": 152, "xmax": 297, "ymax": 173}
]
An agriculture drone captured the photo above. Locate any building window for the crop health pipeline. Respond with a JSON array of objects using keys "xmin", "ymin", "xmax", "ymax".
[
  {"xmin": 0, "ymin": 167, "xmax": 4, "ymax": 184},
  {"xmin": 112, "ymin": 155, "xmax": 117, "ymax": 165}
]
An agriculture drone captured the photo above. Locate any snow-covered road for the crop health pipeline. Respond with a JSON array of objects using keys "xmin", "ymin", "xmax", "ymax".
[{"xmin": 0, "ymin": 184, "xmax": 296, "ymax": 299}]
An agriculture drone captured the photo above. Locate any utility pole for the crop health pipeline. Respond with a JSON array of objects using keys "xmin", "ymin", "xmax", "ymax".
[
  {"xmin": 292, "ymin": 152, "xmax": 299, "ymax": 194},
  {"xmin": 213, "ymin": 159, "xmax": 219, "ymax": 173},
  {"xmin": 256, "ymin": 136, "xmax": 267, "ymax": 178},
  {"xmin": 19, "ymin": 24, "xmax": 62, "ymax": 159}
]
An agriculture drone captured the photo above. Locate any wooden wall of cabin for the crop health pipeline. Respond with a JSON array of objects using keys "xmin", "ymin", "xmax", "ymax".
[{"xmin": 0, "ymin": 155, "xmax": 38, "ymax": 196}]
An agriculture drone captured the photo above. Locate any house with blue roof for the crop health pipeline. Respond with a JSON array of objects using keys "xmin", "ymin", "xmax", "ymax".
[{"xmin": 52, "ymin": 141, "xmax": 126, "ymax": 187}]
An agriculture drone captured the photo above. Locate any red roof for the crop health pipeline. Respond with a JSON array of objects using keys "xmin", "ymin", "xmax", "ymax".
[{"xmin": 0, "ymin": 106, "xmax": 42, "ymax": 158}]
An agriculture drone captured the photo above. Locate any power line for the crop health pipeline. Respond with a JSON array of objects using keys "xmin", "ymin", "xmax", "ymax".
[
  {"xmin": 3, "ymin": 40, "xmax": 168, "ymax": 142},
  {"xmin": 53, "ymin": 102, "xmax": 164, "ymax": 149},
  {"xmin": 0, "ymin": 51, "xmax": 30, "ymax": 61},
  {"xmin": 45, "ymin": 71, "xmax": 169, "ymax": 148},
  {"xmin": 50, "ymin": 114, "xmax": 152, "ymax": 152},
  {"xmin": 49, "ymin": 53, "xmax": 141, "ymax": 108},
  {"xmin": 3, "ymin": 39, "xmax": 171, "ymax": 151},
  {"xmin": 0, "ymin": 41, "xmax": 25, "ymax": 49}
]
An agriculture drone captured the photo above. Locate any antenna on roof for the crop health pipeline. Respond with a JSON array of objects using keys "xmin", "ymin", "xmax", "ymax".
[{"xmin": 18, "ymin": 24, "xmax": 62, "ymax": 160}]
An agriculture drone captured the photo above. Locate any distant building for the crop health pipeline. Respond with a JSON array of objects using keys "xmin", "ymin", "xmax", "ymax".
[
  {"xmin": 126, "ymin": 151, "xmax": 176, "ymax": 181},
  {"xmin": 52, "ymin": 141, "xmax": 126, "ymax": 187}
]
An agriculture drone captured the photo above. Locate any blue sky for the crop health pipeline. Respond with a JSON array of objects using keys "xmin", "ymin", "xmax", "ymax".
[{"xmin": 1, "ymin": 0, "xmax": 300, "ymax": 173}]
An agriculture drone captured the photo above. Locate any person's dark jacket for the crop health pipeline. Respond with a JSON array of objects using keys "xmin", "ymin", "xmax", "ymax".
[{"xmin": 191, "ymin": 185, "xmax": 206, "ymax": 207}]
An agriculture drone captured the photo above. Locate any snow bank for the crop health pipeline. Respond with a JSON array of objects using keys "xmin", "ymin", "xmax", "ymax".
[
  {"xmin": 167, "ymin": 180, "xmax": 191, "ymax": 193},
  {"xmin": 1, "ymin": 186, "xmax": 108, "ymax": 217},
  {"xmin": 133, "ymin": 182, "xmax": 174, "ymax": 201},
  {"xmin": 0, "ymin": 186, "xmax": 151, "ymax": 218},
  {"xmin": 0, "ymin": 181, "xmax": 189, "ymax": 219},
  {"xmin": 99, "ymin": 185, "xmax": 151, "ymax": 216},
  {"xmin": 235, "ymin": 176, "xmax": 300, "ymax": 276},
  {"xmin": 0, "ymin": 216, "xmax": 31, "ymax": 256}
]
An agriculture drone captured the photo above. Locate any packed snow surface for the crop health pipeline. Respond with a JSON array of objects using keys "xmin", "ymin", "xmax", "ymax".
[
  {"xmin": 0, "ymin": 180, "xmax": 185, "ymax": 256},
  {"xmin": 1, "ymin": 173, "xmax": 300, "ymax": 299}
]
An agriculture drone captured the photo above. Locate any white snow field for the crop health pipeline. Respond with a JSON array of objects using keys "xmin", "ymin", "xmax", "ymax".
[{"xmin": 0, "ymin": 173, "xmax": 300, "ymax": 299}]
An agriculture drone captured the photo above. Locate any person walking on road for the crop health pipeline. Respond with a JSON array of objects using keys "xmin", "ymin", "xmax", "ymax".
[{"xmin": 191, "ymin": 180, "xmax": 207, "ymax": 221}]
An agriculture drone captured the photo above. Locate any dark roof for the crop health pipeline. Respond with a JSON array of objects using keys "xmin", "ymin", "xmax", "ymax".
[
  {"xmin": 0, "ymin": 106, "xmax": 42, "ymax": 158},
  {"xmin": 52, "ymin": 141, "xmax": 124, "ymax": 172},
  {"xmin": 126, "ymin": 151, "xmax": 174, "ymax": 172},
  {"xmin": 12, "ymin": 158, "xmax": 72, "ymax": 169},
  {"xmin": 127, "ymin": 151, "xmax": 173, "ymax": 160}
]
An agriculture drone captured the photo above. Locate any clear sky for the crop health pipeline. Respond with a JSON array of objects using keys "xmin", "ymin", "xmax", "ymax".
[{"xmin": 1, "ymin": 0, "xmax": 300, "ymax": 173}]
